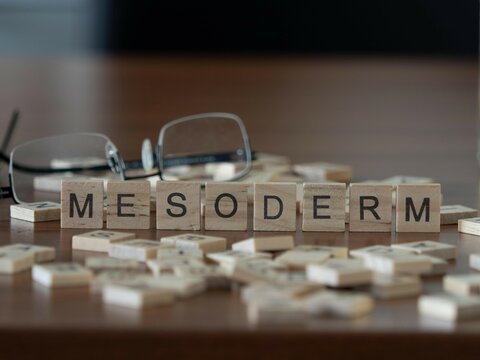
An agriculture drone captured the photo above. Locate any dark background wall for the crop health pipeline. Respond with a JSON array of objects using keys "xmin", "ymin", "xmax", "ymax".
[
  {"xmin": 104, "ymin": 0, "xmax": 479, "ymax": 56},
  {"xmin": 0, "ymin": 0, "xmax": 477, "ymax": 56}
]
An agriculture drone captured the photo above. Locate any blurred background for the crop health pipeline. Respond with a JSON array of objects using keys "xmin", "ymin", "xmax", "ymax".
[
  {"xmin": 0, "ymin": 0, "xmax": 478, "ymax": 201},
  {"xmin": 0, "ymin": 0, "xmax": 476, "ymax": 56}
]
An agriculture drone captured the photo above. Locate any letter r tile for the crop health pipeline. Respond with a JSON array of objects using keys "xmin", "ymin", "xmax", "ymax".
[
  {"xmin": 396, "ymin": 184, "xmax": 441, "ymax": 233},
  {"xmin": 349, "ymin": 184, "xmax": 392, "ymax": 232},
  {"xmin": 61, "ymin": 180, "xmax": 104, "ymax": 229},
  {"xmin": 254, "ymin": 183, "xmax": 296, "ymax": 231}
]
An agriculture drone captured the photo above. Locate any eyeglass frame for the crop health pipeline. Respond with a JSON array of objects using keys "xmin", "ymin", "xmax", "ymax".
[{"xmin": 0, "ymin": 111, "xmax": 254, "ymax": 204}]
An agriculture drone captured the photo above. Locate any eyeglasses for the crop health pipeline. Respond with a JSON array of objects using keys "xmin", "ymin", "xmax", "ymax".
[{"xmin": 0, "ymin": 111, "xmax": 253, "ymax": 204}]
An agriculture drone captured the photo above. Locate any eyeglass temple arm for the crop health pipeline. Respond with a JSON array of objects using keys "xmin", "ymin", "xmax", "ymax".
[
  {"xmin": 122, "ymin": 150, "xmax": 256, "ymax": 180},
  {"xmin": 158, "ymin": 150, "xmax": 257, "ymax": 168},
  {"xmin": 0, "ymin": 185, "xmax": 12, "ymax": 200},
  {"xmin": 0, "ymin": 153, "xmax": 112, "ymax": 174},
  {"xmin": 0, "ymin": 152, "xmax": 15, "ymax": 199},
  {"xmin": 0, "ymin": 110, "xmax": 19, "ymax": 192},
  {"xmin": 0, "ymin": 149, "xmax": 256, "ymax": 176},
  {"xmin": 1, "ymin": 110, "xmax": 19, "ymax": 154},
  {"xmin": 121, "ymin": 151, "xmax": 257, "ymax": 171}
]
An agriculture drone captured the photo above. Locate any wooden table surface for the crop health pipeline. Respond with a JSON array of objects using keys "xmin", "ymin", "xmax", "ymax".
[{"xmin": 0, "ymin": 56, "xmax": 479, "ymax": 359}]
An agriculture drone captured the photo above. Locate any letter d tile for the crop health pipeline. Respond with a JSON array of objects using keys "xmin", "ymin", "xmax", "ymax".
[{"xmin": 254, "ymin": 183, "xmax": 296, "ymax": 231}]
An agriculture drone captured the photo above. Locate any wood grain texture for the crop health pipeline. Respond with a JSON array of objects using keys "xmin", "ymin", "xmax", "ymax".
[
  {"xmin": 156, "ymin": 181, "xmax": 201, "ymax": 230},
  {"xmin": 349, "ymin": 184, "xmax": 393, "ymax": 232},
  {"xmin": 0, "ymin": 57, "xmax": 478, "ymax": 358},
  {"xmin": 440, "ymin": 205, "xmax": 478, "ymax": 225},
  {"xmin": 293, "ymin": 162, "xmax": 353, "ymax": 182},
  {"xmin": 72, "ymin": 230, "xmax": 136, "ymax": 252},
  {"xmin": 302, "ymin": 183, "xmax": 346, "ymax": 232},
  {"xmin": 205, "ymin": 182, "xmax": 249, "ymax": 230},
  {"xmin": 161, "ymin": 233, "xmax": 227, "ymax": 253},
  {"xmin": 107, "ymin": 181, "xmax": 150, "ymax": 229},
  {"xmin": 396, "ymin": 184, "xmax": 441, "ymax": 232},
  {"xmin": 458, "ymin": 217, "xmax": 480, "ymax": 236},
  {"xmin": 61, "ymin": 180, "xmax": 104, "ymax": 229},
  {"xmin": 10, "ymin": 202, "xmax": 60, "ymax": 222},
  {"xmin": 254, "ymin": 183, "xmax": 296, "ymax": 231}
]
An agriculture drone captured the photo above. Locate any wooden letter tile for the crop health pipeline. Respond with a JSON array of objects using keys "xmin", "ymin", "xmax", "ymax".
[
  {"xmin": 148, "ymin": 275, "xmax": 207, "ymax": 298},
  {"xmin": 350, "ymin": 245, "xmax": 412, "ymax": 259},
  {"xmin": 241, "ymin": 282, "xmax": 322, "ymax": 305},
  {"xmin": 72, "ymin": 230, "xmax": 135, "ymax": 252},
  {"xmin": 371, "ymin": 274, "xmax": 421, "ymax": 299},
  {"xmin": 458, "ymin": 217, "xmax": 480, "ymax": 236},
  {"xmin": 470, "ymin": 253, "xmax": 480, "ymax": 271},
  {"xmin": 34, "ymin": 174, "xmax": 68, "ymax": 192},
  {"xmin": 205, "ymin": 182, "xmax": 249, "ymax": 231},
  {"xmin": 10, "ymin": 202, "xmax": 60, "ymax": 222},
  {"xmin": 395, "ymin": 184, "xmax": 441, "ymax": 232},
  {"xmin": 1, "ymin": 243, "xmax": 55, "ymax": 263},
  {"xmin": 146, "ymin": 258, "xmax": 206, "ymax": 276},
  {"xmin": 61, "ymin": 180, "xmax": 104, "ymax": 229},
  {"xmin": 91, "ymin": 271, "xmax": 150, "ymax": 292},
  {"xmin": 109, "ymin": 239, "xmax": 168, "ymax": 262},
  {"xmin": 156, "ymin": 247, "xmax": 204, "ymax": 260},
  {"xmin": 227, "ymin": 258, "xmax": 287, "ymax": 284},
  {"xmin": 207, "ymin": 250, "xmax": 272, "ymax": 266},
  {"xmin": 274, "ymin": 248, "xmax": 331, "ymax": 269},
  {"xmin": 85, "ymin": 257, "xmax": 141, "ymax": 271},
  {"xmin": 440, "ymin": 205, "xmax": 477, "ymax": 225},
  {"xmin": 380, "ymin": 175, "xmax": 434, "ymax": 185},
  {"xmin": 349, "ymin": 184, "xmax": 392, "ymax": 232},
  {"xmin": 418, "ymin": 293, "xmax": 480, "ymax": 322},
  {"xmin": 362, "ymin": 252, "xmax": 433, "ymax": 275},
  {"xmin": 420, "ymin": 255, "xmax": 448, "ymax": 277},
  {"xmin": 302, "ymin": 183, "xmax": 346, "ymax": 232},
  {"xmin": 32, "ymin": 263, "xmax": 93, "ymax": 288},
  {"xmin": 293, "ymin": 162, "xmax": 353, "ymax": 182},
  {"xmin": 107, "ymin": 181, "xmax": 150, "ymax": 229},
  {"xmin": 246, "ymin": 297, "xmax": 308, "ymax": 325},
  {"xmin": 156, "ymin": 181, "xmax": 201, "ymax": 231},
  {"xmin": 444, "ymin": 274, "xmax": 480, "ymax": 297},
  {"xmin": 306, "ymin": 259, "xmax": 372, "ymax": 287},
  {"xmin": 0, "ymin": 249, "xmax": 34, "ymax": 274},
  {"xmin": 160, "ymin": 234, "xmax": 227, "ymax": 253},
  {"xmin": 295, "ymin": 245, "xmax": 348, "ymax": 259},
  {"xmin": 103, "ymin": 282, "xmax": 175, "ymax": 309},
  {"xmin": 318, "ymin": 292, "xmax": 374, "ymax": 319},
  {"xmin": 392, "ymin": 240, "xmax": 456, "ymax": 260},
  {"xmin": 254, "ymin": 183, "xmax": 296, "ymax": 231},
  {"xmin": 232, "ymin": 235, "xmax": 294, "ymax": 253},
  {"xmin": 174, "ymin": 265, "xmax": 231, "ymax": 290}
]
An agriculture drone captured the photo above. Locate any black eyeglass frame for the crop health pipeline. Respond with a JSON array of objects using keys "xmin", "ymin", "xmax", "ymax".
[
  {"xmin": 156, "ymin": 112, "xmax": 253, "ymax": 182},
  {"xmin": 0, "ymin": 112, "xmax": 254, "ymax": 204}
]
